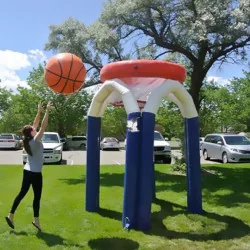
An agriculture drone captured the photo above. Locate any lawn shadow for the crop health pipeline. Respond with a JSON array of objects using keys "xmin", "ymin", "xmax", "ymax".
[
  {"xmin": 154, "ymin": 166, "xmax": 250, "ymax": 207},
  {"xmin": 9, "ymin": 230, "xmax": 83, "ymax": 248},
  {"xmin": 154, "ymin": 170, "xmax": 186, "ymax": 193},
  {"xmin": 10, "ymin": 231, "xmax": 29, "ymax": 236},
  {"xmin": 36, "ymin": 231, "xmax": 83, "ymax": 248},
  {"xmin": 98, "ymin": 207, "xmax": 122, "ymax": 221},
  {"xmin": 88, "ymin": 237, "xmax": 139, "ymax": 250},
  {"xmin": 146, "ymin": 198, "xmax": 250, "ymax": 241},
  {"xmin": 96, "ymin": 199, "xmax": 250, "ymax": 241},
  {"xmin": 100, "ymin": 173, "xmax": 124, "ymax": 187},
  {"xmin": 59, "ymin": 172, "xmax": 124, "ymax": 187},
  {"xmin": 201, "ymin": 166, "xmax": 250, "ymax": 207},
  {"xmin": 59, "ymin": 175, "xmax": 85, "ymax": 185},
  {"xmin": 59, "ymin": 166, "xmax": 249, "ymax": 208}
]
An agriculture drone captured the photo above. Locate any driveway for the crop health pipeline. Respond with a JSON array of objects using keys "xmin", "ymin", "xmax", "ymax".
[{"xmin": 0, "ymin": 149, "xmax": 219, "ymax": 165}]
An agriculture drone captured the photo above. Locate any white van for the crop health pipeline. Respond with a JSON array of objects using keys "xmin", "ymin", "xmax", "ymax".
[
  {"xmin": 201, "ymin": 133, "xmax": 250, "ymax": 163},
  {"xmin": 124, "ymin": 131, "xmax": 172, "ymax": 164},
  {"xmin": 66, "ymin": 135, "xmax": 87, "ymax": 150},
  {"xmin": 23, "ymin": 132, "xmax": 63, "ymax": 164}
]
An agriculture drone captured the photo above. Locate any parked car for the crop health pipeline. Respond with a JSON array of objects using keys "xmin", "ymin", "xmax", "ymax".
[
  {"xmin": 154, "ymin": 131, "xmax": 172, "ymax": 164},
  {"xmin": 100, "ymin": 137, "xmax": 120, "ymax": 150},
  {"xmin": 0, "ymin": 133, "xmax": 23, "ymax": 150},
  {"xmin": 66, "ymin": 136, "xmax": 87, "ymax": 150},
  {"xmin": 124, "ymin": 131, "xmax": 172, "ymax": 164},
  {"xmin": 201, "ymin": 133, "xmax": 250, "ymax": 163},
  {"xmin": 23, "ymin": 132, "xmax": 63, "ymax": 164}
]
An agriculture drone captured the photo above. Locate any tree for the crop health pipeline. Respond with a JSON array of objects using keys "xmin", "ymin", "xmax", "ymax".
[
  {"xmin": 100, "ymin": 0, "xmax": 250, "ymax": 111},
  {"xmin": 44, "ymin": 18, "xmax": 129, "ymax": 87},
  {"xmin": 45, "ymin": 0, "xmax": 250, "ymax": 112}
]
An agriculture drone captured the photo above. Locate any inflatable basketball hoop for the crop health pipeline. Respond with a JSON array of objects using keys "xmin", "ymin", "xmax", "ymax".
[
  {"xmin": 99, "ymin": 60, "xmax": 186, "ymax": 110},
  {"xmin": 86, "ymin": 59, "xmax": 202, "ymax": 231}
]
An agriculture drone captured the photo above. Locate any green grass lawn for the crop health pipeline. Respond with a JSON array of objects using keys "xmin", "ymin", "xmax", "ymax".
[{"xmin": 0, "ymin": 163, "xmax": 250, "ymax": 250}]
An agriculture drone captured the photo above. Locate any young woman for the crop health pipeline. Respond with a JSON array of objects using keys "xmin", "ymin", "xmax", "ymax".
[{"xmin": 5, "ymin": 102, "xmax": 51, "ymax": 231}]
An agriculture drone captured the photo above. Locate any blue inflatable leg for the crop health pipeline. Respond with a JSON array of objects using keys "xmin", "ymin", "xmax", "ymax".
[
  {"xmin": 184, "ymin": 117, "xmax": 203, "ymax": 214},
  {"xmin": 136, "ymin": 112, "xmax": 155, "ymax": 230},
  {"xmin": 122, "ymin": 112, "xmax": 141, "ymax": 229},
  {"xmin": 86, "ymin": 116, "xmax": 101, "ymax": 212}
]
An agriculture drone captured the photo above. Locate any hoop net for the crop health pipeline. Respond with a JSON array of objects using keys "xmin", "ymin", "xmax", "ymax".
[{"xmin": 106, "ymin": 77, "xmax": 167, "ymax": 109}]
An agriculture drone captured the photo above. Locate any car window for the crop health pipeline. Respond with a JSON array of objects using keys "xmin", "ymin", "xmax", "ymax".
[
  {"xmin": 204, "ymin": 136, "xmax": 210, "ymax": 142},
  {"xmin": 215, "ymin": 136, "xmax": 223, "ymax": 144},
  {"xmin": 0, "ymin": 134, "xmax": 14, "ymax": 140},
  {"xmin": 204, "ymin": 135, "xmax": 214, "ymax": 143},
  {"xmin": 42, "ymin": 134, "xmax": 59, "ymax": 143},
  {"xmin": 154, "ymin": 132, "xmax": 165, "ymax": 141},
  {"xmin": 223, "ymin": 136, "xmax": 250, "ymax": 145},
  {"xmin": 72, "ymin": 137, "xmax": 86, "ymax": 141},
  {"xmin": 103, "ymin": 138, "xmax": 118, "ymax": 142}
]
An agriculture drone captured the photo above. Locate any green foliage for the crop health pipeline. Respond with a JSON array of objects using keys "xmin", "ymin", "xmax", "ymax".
[
  {"xmin": 229, "ymin": 71, "xmax": 250, "ymax": 131},
  {"xmin": 199, "ymin": 72, "xmax": 250, "ymax": 134},
  {"xmin": 171, "ymin": 155, "xmax": 186, "ymax": 173},
  {"xmin": 101, "ymin": 105, "xmax": 127, "ymax": 138},
  {"xmin": 0, "ymin": 87, "xmax": 12, "ymax": 115},
  {"xmin": 156, "ymin": 100, "xmax": 184, "ymax": 139}
]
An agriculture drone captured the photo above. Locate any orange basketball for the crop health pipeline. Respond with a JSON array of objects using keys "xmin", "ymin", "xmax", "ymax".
[{"xmin": 44, "ymin": 53, "xmax": 86, "ymax": 94}]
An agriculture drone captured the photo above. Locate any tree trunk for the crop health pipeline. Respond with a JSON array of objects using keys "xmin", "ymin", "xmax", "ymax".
[
  {"xmin": 189, "ymin": 66, "xmax": 206, "ymax": 113},
  {"xmin": 246, "ymin": 117, "xmax": 250, "ymax": 132},
  {"xmin": 57, "ymin": 121, "xmax": 66, "ymax": 137}
]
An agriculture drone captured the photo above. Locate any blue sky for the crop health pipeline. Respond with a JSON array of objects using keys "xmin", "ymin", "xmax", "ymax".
[
  {"xmin": 0, "ymin": 0, "xmax": 103, "ymax": 51},
  {"xmin": 0, "ymin": 0, "xmax": 249, "ymax": 91}
]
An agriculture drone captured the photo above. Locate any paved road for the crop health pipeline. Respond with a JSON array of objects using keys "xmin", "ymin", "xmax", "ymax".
[{"xmin": 0, "ymin": 149, "xmax": 219, "ymax": 165}]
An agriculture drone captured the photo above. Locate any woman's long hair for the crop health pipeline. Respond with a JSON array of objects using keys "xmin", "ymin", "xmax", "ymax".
[{"xmin": 22, "ymin": 125, "xmax": 33, "ymax": 156}]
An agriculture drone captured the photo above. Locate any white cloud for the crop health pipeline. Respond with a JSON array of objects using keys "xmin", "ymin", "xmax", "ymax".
[
  {"xmin": 0, "ymin": 50, "xmax": 31, "ymax": 70},
  {"xmin": 28, "ymin": 49, "xmax": 47, "ymax": 63},
  {"xmin": 207, "ymin": 76, "xmax": 231, "ymax": 86},
  {"xmin": 0, "ymin": 69, "xmax": 28, "ymax": 90},
  {"xmin": 0, "ymin": 49, "xmax": 47, "ymax": 92}
]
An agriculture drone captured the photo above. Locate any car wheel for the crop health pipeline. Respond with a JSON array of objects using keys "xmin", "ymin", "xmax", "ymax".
[
  {"xmin": 79, "ymin": 144, "xmax": 86, "ymax": 150},
  {"xmin": 163, "ymin": 158, "xmax": 171, "ymax": 164},
  {"xmin": 203, "ymin": 150, "xmax": 210, "ymax": 160},
  {"xmin": 222, "ymin": 152, "xmax": 228, "ymax": 164}
]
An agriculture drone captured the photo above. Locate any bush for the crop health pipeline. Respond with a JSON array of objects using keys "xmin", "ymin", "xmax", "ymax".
[{"xmin": 171, "ymin": 155, "xmax": 186, "ymax": 173}]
